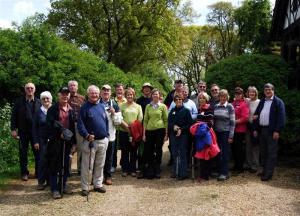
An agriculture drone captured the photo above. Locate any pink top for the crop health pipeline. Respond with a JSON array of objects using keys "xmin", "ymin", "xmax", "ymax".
[{"xmin": 232, "ymin": 98, "xmax": 249, "ymax": 133}]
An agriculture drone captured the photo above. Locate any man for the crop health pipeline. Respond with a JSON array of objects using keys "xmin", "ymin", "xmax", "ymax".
[
  {"xmin": 253, "ymin": 83, "xmax": 285, "ymax": 181},
  {"xmin": 46, "ymin": 87, "xmax": 76, "ymax": 199},
  {"xmin": 209, "ymin": 84, "xmax": 220, "ymax": 108},
  {"xmin": 68, "ymin": 80, "xmax": 85, "ymax": 175},
  {"xmin": 136, "ymin": 82, "xmax": 153, "ymax": 114},
  {"xmin": 112, "ymin": 83, "xmax": 127, "ymax": 173},
  {"xmin": 164, "ymin": 79, "xmax": 183, "ymax": 108},
  {"xmin": 11, "ymin": 82, "xmax": 41, "ymax": 181},
  {"xmin": 78, "ymin": 85, "xmax": 109, "ymax": 196},
  {"xmin": 100, "ymin": 84, "xmax": 120, "ymax": 185},
  {"xmin": 190, "ymin": 80, "xmax": 207, "ymax": 107}
]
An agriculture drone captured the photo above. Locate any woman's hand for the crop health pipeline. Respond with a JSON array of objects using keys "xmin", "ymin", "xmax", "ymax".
[
  {"xmin": 228, "ymin": 138, "xmax": 233, "ymax": 144},
  {"xmin": 34, "ymin": 143, "xmax": 39, "ymax": 150},
  {"xmin": 142, "ymin": 134, "xmax": 146, "ymax": 142}
]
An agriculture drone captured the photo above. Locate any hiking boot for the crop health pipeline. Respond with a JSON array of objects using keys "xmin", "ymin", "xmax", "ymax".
[
  {"xmin": 110, "ymin": 167, "xmax": 116, "ymax": 173},
  {"xmin": 81, "ymin": 190, "xmax": 89, "ymax": 196},
  {"xmin": 121, "ymin": 172, "xmax": 127, "ymax": 177},
  {"xmin": 52, "ymin": 191, "xmax": 62, "ymax": 199},
  {"xmin": 94, "ymin": 187, "xmax": 106, "ymax": 193},
  {"xmin": 248, "ymin": 168, "xmax": 257, "ymax": 174},
  {"xmin": 37, "ymin": 183, "xmax": 46, "ymax": 190},
  {"xmin": 217, "ymin": 175, "xmax": 228, "ymax": 181},
  {"xmin": 131, "ymin": 172, "xmax": 136, "ymax": 177},
  {"xmin": 21, "ymin": 174, "xmax": 28, "ymax": 181},
  {"xmin": 104, "ymin": 178, "xmax": 113, "ymax": 185},
  {"xmin": 170, "ymin": 173, "xmax": 176, "ymax": 178},
  {"xmin": 63, "ymin": 186, "xmax": 73, "ymax": 194}
]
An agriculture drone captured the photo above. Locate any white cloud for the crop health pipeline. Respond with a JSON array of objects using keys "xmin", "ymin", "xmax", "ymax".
[
  {"xmin": 0, "ymin": 19, "xmax": 12, "ymax": 29},
  {"xmin": 13, "ymin": 0, "xmax": 35, "ymax": 20}
]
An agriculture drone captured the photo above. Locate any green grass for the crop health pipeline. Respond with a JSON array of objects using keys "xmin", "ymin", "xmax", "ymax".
[{"xmin": 0, "ymin": 166, "xmax": 20, "ymax": 189}]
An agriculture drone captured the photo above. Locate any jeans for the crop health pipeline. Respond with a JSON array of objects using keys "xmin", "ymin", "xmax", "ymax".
[
  {"xmin": 119, "ymin": 131, "xmax": 137, "ymax": 173},
  {"xmin": 216, "ymin": 131, "xmax": 230, "ymax": 176},
  {"xmin": 18, "ymin": 131, "xmax": 39, "ymax": 176},
  {"xmin": 170, "ymin": 133, "xmax": 188, "ymax": 178},
  {"xmin": 104, "ymin": 141, "xmax": 115, "ymax": 178},
  {"xmin": 38, "ymin": 138, "xmax": 48, "ymax": 185}
]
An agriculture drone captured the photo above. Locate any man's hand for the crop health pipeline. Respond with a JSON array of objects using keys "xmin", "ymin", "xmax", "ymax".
[
  {"xmin": 11, "ymin": 130, "xmax": 18, "ymax": 139},
  {"xmin": 109, "ymin": 107, "xmax": 115, "ymax": 115},
  {"xmin": 142, "ymin": 134, "xmax": 146, "ymax": 142},
  {"xmin": 176, "ymin": 128, "xmax": 182, "ymax": 137},
  {"xmin": 228, "ymin": 138, "xmax": 233, "ymax": 144},
  {"xmin": 273, "ymin": 132, "xmax": 280, "ymax": 140},
  {"xmin": 34, "ymin": 143, "xmax": 39, "ymax": 150},
  {"xmin": 71, "ymin": 145, "xmax": 76, "ymax": 154},
  {"xmin": 86, "ymin": 134, "xmax": 95, "ymax": 142},
  {"xmin": 164, "ymin": 134, "xmax": 168, "ymax": 142}
]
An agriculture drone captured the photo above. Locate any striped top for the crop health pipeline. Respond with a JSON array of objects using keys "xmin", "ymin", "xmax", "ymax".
[{"xmin": 213, "ymin": 102, "xmax": 235, "ymax": 138}]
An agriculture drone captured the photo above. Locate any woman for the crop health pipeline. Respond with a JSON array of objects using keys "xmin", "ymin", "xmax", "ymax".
[
  {"xmin": 119, "ymin": 88, "xmax": 143, "ymax": 177},
  {"xmin": 245, "ymin": 86, "xmax": 260, "ymax": 173},
  {"xmin": 143, "ymin": 89, "xmax": 168, "ymax": 179},
  {"xmin": 32, "ymin": 91, "xmax": 52, "ymax": 190},
  {"xmin": 196, "ymin": 92, "xmax": 214, "ymax": 181},
  {"xmin": 168, "ymin": 94, "xmax": 193, "ymax": 180},
  {"xmin": 231, "ymin": 87, "xmax": 249, "ymax": 174},
  {"xmin": 46, "ymin": 87, "xmax": 76, "ymax": 199},
  {"xmin": 213, "ymin": 89, "xmax": 235, "ymax": 181}
]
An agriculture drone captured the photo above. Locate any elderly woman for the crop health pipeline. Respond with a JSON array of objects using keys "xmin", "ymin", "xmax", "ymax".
[
  {"xmin": 143, "ymin": 89, "xmax": 168, "ymax": 179},
  {"xmin": 232, "ymin": 87, "xmax": 249, "ymax": 174},
  {"xmin": 213, "ymin": 89, "xmax": 235, "ymax": 181},
  {"xmin": 196, "ymin": 92, "xmax": 214, "ymax": 181},
  {"xmin": 245, "ymin": 86, "xmax": 260, "ymax": 173},
  {"xmin": 119, "ymin": 88, "xmax": 143, "ymax": 177},
  {"xmin": 32, "ymin": 91, "xmax": 52, "ymax": 190},
  {"xmin": 46, "ymin": 87, "xmax": 76, "ymax": 199},
  {"xmin": 168, "ymin": 94, "xmax": 193, "ymax": 180}
]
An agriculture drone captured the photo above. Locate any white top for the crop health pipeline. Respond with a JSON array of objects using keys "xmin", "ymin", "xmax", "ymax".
[
  {"xmin": 245, "ymin": 98, "xmax": 260, "ymax": 123},
  {"xmin": 259, "ymin": 96, "xmax": 273, "ymax": 126}
]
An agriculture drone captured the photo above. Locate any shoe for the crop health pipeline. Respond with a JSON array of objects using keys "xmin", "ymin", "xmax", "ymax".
[
  {"xmin": 178, "ymin": 176, "xmax": 188, "ymax": 181},
  {"xmin": 77, "ymin": 171, "xmax": 81, "ymax": 176},
  {"xmin": 248, "ymin": 168, "xmax": 257, "ymax": 174},
  {"xmin": 257, "ymin": 172, "xmax": 264, "ymax": 177},
  {"xmin": 122, "ymin": 172, "xmax": 128, "ymax": 177},
  {"xmin": 137, "ymin": 172, "xmax": 144, "ymax": 179},
  {"xmin": 52, "ymin": 191, "xmax": 62, "ymax": 199},
  {"xmin": 63, "ymin": 186, "xmax": 73, "ymax": 194},
  {"xmin": 261, "ymin": 175, "xmax": 272, "ymax": 181},
  {"xmin": 210, "ymin": 172, "xmax": 219, "ymax": 178},
  {"xmin": 170, "ymin": 173, "xmax": 176, "ymax": 178},
  {"xmin": 197, "ymin": 177, "xmax": 208, "ymax": 183},
  {"xmin": 217, "ymin": 175, "xmax": 228, "ymax": 181},
  {"xmin": 21, "ymin": 174, "xmax": 28, "ymax": 181},
  {"xmin": 131, "ymin": 172, "xmax": 136, "ymax": 177},
  {"xmin": 110, "ymin": 167, "xmax": 116, "ymax": 173},
  {"xmin": 104, "ymin": 178, "xmax": 113, "ymax": 185},
  {"xmin": 81, "ymin": 190, "xmax": 89, "ymax": 196},
  {"xmin": 94, "ymin": 187, "xmax": 106, "ymax": 193},
  {"xmin": 154, "ymin": 173, "xmax": 161, "ymax": 179},
  {"xmin": 37, "ymin": 183, "xmax": 46, "ymax": 190}
]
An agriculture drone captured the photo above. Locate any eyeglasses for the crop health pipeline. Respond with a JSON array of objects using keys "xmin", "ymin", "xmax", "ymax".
[
  {"xmin": 199, "ymin": 85, "xmax": 206, "ymax": 88},
  {"xmin": 175, "ymin": 98, "xmax": 183, "ymax": 101},
  {"xmin": 26, "ymin": 87, "xmax": 34, "ymax": 90},
  {"xmin": 211, "ymin": 89, "xmax": 218, "ymax": 92},
  {"xmin": 42, "ymin": 98, "xmax": 50, "ymax": 101}
]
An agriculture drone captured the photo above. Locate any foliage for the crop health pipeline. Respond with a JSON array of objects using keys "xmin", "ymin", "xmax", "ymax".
[
  {"xmin": 0, "ymin": 104, "xmax": 19, "ymax": 173},
  {"xmin": 47, "ymin": 0, "xmax": 185, "ymax": 72},
  {"xmin": 0, "ymin": 23, "xmax": 168, "ymax": 102},
  {"xmin": 206, "ymin": 54, "xmax": 300, "ymax": 142},
  {"xmin": 234, "ymin": 0, "xmax": 272, "ymax": 53}
]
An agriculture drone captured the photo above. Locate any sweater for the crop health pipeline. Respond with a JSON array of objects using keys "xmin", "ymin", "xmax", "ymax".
[
  {"xmin": 77, "ymin": 101, "xmax": 109, "ymax": 139},
  {"xmin": 144, "ymin": 103, "xmax": 168, "ymax": 130},
  {"xmin": 213, "ymin": 102, "xmax": 235, "ymax": 138},
  {"xmin": 232, "ymin": 98, "xmax": 249, "ymax": 133},
  {"xmin": 169, "ymin": 98, "xmax": 198, "ymax": 120},
  {"xmin": 120, "ymin": 102, "xmax": 143, "ymax": 132}
]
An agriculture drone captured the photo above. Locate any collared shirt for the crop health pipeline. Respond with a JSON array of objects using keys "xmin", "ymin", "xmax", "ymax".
[
  {"xmin": 68, "ymin": 94, "xmax": 85, "ymax": 121},
  {"xmin": 115, "ymin": 96, "xmax": 127, "ymax": 105},
  {"xmin": 259, "ymin": 96, "xmax": 274, "ymax": 126},
  {"xmin": 59, "ymin": 104, "xmax": 71, "ymax": 129}
]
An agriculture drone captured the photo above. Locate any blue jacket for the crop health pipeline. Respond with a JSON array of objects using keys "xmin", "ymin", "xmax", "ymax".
[
  {"xmin": 32, "ymin": 108, "xmax": 48, "ymax": 144},
  {"xmin": 194, "ymin": 123, "xmax": 212, "ymax": 151},
  {"xmin": 254, "ymin": 95, "xmax": 285, "ymax": 134},
  {"xmin": 77, "ymin": 101, "xmax": 109, "ymax": 140}
]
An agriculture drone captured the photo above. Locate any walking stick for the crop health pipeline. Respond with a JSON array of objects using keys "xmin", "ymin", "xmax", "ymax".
[
  {"xmin": 61, "ymin": 140, "xmax": 66, "ymax": 197},
  {"xmin": 87, "ymin": 141, "xmax": 92, "ymax": 202},
  {"xmin": 191, "ymin": 142, "xmax": 195, "ymax": 181}
]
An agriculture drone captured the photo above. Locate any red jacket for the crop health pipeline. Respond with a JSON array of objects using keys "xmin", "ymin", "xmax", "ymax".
[
  {"xmin": 232, "ymin": 99, "xmax": 249, "ymax": 133},
  {"xmin": 129, "ymin": 120, "xmax": 143, "ymax": 146}
]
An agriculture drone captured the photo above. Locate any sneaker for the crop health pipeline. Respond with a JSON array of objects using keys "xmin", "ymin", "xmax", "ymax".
[
  {"xmin": 63, "ymin": 186, "xmax": 73, "ymax": 194},
  {"xmin": 104, "ymin": 178, "xmax": 113, "ymax": 185},
  {"xmin": 131, "ymin": 172, "xmax": 136, "ymax": 177},
  {"xmin": 52, "ymin": 191, "xmax": 62, "ymax": 199},
  {"xmin": 122, "ymin": 172, "xmax": 127, "ymax": 177},
  {"xmin": 217, "ymin": 175, "xmax": 228, "ymax": 181},
  {"xmin": 37, "ymin": 183, "xmax": 46, "ymax": 190},
  {"xmin": 81, "ymin": 190, "xmax": 89, "ymax": 196},
  {"xmin": 110, "ymin": 167, "xmax": 116, "ymax": 173},
  {"xmin": 21, "ymin": 174, "xmax": 28, "ymax": 181},
  {"xmin": 94, "ymin": 187, "xmax": 106, "ymax": 193}
]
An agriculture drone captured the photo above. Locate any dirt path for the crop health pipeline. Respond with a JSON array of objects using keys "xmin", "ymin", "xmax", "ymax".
[{"xmin": 0, "ymin": 146, "xmax": 300, "ymax": 216}]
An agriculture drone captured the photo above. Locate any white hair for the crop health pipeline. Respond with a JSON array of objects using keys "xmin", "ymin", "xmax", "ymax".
[
  {"xmin": 87, "ymin": 85, "xmax": 100, "ymax": 94},
  {"xmin": 68, "ymin": 80, "xmax": 78, "ymax": 87},
  {"xmin": 198, "ymin": 92, "xmax": 210, "ymax": 102},
  {"xmin": 24, "ymin": 82, "xmax": 35, "ymax": 89},
  {"xmin": 40, "ymin": 91, "xmax": 53, "ymax": 102}
]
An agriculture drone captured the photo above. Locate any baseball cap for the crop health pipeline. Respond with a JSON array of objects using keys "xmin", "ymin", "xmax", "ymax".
[
  {"xmin": 58, "ymin": 86, "xmax": 70, "ymax": 93},
  {"xmin": 102, "ymin": 84, "xmax": 111, "ymax": 90}
]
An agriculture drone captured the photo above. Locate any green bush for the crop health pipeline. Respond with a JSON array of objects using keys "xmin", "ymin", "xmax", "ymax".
[
  {"xmin": 0, "ymin": 103, "xmax": 19, "ymax": 173},
  {"xmin": 206, "ymin": 54, "xmax": 299, "ymax": 143}
]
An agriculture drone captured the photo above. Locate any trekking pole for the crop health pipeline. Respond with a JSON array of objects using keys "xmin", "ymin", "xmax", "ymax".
[
  {"xmin": 61, "ymin": 140, "xmax": 66, "ymax": 198},
  {"xmin": 191, "ymin": 144, "xmax": 195, "ymax": 181},
  {"xmin": 87, "ymin": 141, "xmax": 92, "ymax": 202}
]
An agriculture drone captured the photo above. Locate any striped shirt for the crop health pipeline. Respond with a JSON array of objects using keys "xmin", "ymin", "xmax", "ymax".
[{"xmin": 213, "ymin": 102, "xmax": 235, "ymax": 138}]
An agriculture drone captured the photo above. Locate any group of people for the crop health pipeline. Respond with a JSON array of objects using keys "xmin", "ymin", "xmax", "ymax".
[{"xmin": 10, "ymin": 79, "xmax": 286, "ymax": 199}]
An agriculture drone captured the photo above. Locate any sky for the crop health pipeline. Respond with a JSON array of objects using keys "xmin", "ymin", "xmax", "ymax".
[{"xmin": 0, "ymin": 0, "xmax": 276, "ymax": 29}]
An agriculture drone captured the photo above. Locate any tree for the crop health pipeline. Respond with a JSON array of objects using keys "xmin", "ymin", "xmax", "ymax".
[
  {"xmin": 234, "ymin": 0, "xmax": 272, "ymax": 53},
  {"xmin": 206, "ymin": 1, "xmax": 238, "ymax": 59},
  {"xmin": 47, "ymin": 0, "xmax": 183, "ymax": 71}
]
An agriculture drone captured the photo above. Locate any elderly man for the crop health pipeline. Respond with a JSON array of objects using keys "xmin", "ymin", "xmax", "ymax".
[
  {"xmin": 11, "ymin": 82, "xmax": 41, "ymax": 181},
  {"xmin": 46, "ymin": 87, "xmax": 76, "ymax": 199},
  {"xmin": 100, "ymin": 84, "xmax": 120, "ymax": 185},
  {"xmin": 209, "ymin": 84, "xmax": 220, "ymax": 108},
  {"xmin": 68, "ymin": 80, "xmax": 85, "ymax": 175},
  {"xmin": 78, "ymin": 85, "xmax": 109, "ymax": 196},
  {"xmin": 190, "ymin": 80, "xmax": 207, "ymax": 107},
  {"xmin": 253, "ymin": 83, "xmax": 285, "ymax": 181},
  {"xmin": 164, "ymin": 79, "xmax": 183, "ymax": 108}
]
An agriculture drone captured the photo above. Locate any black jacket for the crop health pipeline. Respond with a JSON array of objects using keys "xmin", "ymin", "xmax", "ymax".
[{"xmin": 10, "ymin": 96, "xmax": 41, "ymax": 133}]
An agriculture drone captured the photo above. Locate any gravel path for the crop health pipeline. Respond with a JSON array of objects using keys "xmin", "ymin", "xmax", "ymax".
[{"xmin": 0, "ymin": 146, "xmax": 300, "ymax": 216}]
